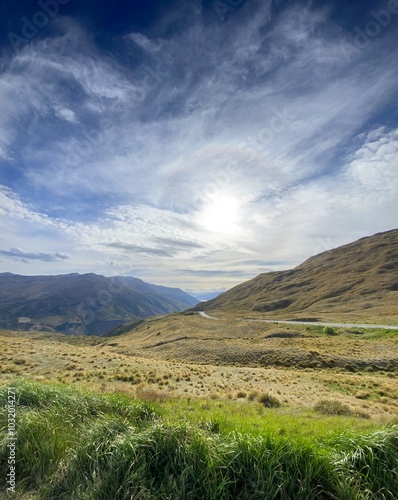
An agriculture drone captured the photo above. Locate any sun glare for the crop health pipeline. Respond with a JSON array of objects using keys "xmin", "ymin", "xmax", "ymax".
[{"xmin": 199, "ymin": 196, "xmax": 240, "ymax": 234}]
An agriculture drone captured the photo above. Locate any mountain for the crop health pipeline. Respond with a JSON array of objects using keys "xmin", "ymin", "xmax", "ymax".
[
  {"xmin": 191, "ymin": 290, "xmax": 226, "ymax": 301},
  {"xmin": 196, "ymin": 229, "xmax": 398, "ymax": 322},
  {"xmin": 0, "ymin": 273, "xmax": 199, "ymax": 335}
]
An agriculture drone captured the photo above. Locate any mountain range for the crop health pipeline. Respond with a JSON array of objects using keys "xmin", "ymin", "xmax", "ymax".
[
  {"xmin": 0, "ymin": 273, "xmax": 198, "ymax": 335},
  {"xmin": 1, "ymin": 229, "xmax": 397, "ymax": 337},
  {"xmin": 196, "ymin": 229, "xmax": 398, "ymax": 323}
]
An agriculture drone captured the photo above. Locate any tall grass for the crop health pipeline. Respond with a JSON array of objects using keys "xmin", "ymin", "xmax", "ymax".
[
  {"xmin": 333, "ymin": 428, "xmax": 398, "ymax": 499},
  {"xmin": 45, "ymin": 423, "xmax": 335, "ymax": 499},
  {"xmin": 1, "ymin": 381, "xmax": 397, "ymax": 499}
]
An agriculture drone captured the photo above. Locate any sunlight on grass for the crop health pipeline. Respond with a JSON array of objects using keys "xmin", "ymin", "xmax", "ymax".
[
  {"xmin": 160, "ymin": 397, "xmax": 376, "ymax": 444},
  {"xmin": 1, "ymin": 380, "xmax": 396, "ymax": 499}
]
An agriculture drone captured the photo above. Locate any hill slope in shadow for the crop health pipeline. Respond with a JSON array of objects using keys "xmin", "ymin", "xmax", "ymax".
[{"xmin": 0, "ymin": 273, "xmax": 198, "ymax": 335}]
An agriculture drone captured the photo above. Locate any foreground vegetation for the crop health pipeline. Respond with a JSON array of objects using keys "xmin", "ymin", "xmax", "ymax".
[{"xmin": 1, "ymin": 381, "xmax": 397, "ymax": 499}]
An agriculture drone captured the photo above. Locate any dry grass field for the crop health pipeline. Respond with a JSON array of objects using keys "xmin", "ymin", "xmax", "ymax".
[{"xmin": 1, "ymin": 311, "xmax": 397, "ymax": 422}]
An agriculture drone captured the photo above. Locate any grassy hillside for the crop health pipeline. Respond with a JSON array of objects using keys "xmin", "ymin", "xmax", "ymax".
[
  {"xmin": 196, "ymin": 229, "xmax": 398, "ymax": 323},
  {"xmin": 1, "ymin": 381, "xmax": 397, "ymax": 499}
]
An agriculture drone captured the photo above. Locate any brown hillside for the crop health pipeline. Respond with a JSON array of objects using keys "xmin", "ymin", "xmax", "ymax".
[{"xmin": 196, "ymin": 229, "xmax": 398, "ymax": 322}]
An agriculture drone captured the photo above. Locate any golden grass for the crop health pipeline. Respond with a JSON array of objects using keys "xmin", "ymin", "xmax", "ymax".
[{"xmin": 1, "ymin": 313, "xmax": 397, "ymax": 422}]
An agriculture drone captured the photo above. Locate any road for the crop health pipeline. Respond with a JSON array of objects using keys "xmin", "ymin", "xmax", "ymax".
[
  {"xmin": 198, "ymin": 311, "xmax": 219, "ymax": 320},
  {"xmin": 197, "ymin": 312, "xmax": 398, "ymax": 330}
]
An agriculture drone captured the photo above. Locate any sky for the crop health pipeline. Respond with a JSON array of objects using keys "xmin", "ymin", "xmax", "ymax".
[{"xmin": 0, "ymin": 0, "xmax": 397, "ymax": 297}]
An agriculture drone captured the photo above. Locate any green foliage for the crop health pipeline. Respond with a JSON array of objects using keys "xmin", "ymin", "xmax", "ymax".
[
  {"xmin": 1, "ymin": 381, "xmax": 397, "ymax": 499},
  {"xmin": 323, "ymin": 326, "xmax": 337, "ymax": 335}
]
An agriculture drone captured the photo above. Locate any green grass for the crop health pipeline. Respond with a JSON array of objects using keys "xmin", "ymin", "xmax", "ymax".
[
  {"xmin": 1, "ymin": 380, "xmax": 397, "ymax": 499},
  {"xmin": 303, "ymin": 325, "xmax": 398, "ymax": 340},
  {"xmin": 159, "ymin": 396, "xmax": 376, "ymax": 443},
  {"xmin": 358, "ymin": 329, "xmax": 398, "ymax": 340}
]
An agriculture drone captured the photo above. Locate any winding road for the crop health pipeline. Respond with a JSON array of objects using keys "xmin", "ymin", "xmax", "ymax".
[{"xmin": 197, "ymin": 312, "xmax": 398, "ymax": 330}]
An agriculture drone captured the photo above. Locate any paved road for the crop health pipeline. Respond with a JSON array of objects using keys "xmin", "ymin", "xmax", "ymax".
[
  {"xmin": 197, "ymin": 312, "xmax": 398, "ymax": 330},
  {"xmin": 243, "ymin": 318, "xmax": 398, "ymax": 330},
  {"xmin": 198, "ymin": 311, "xmax": 219, "ymax": 320}
]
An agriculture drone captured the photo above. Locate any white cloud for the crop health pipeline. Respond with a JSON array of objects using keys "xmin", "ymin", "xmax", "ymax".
[
  {"xmin": 54, "ymin": 106, "xmax": 78, "ymax": 123},
  {"xmin": 129, "ymin": 32, "xmax": 163, "ymax": 54},
  {"xmin": 0, "ymin": 145, "xmax": 12, "ymax": 160},
  {"xmin": 342, "ymin": 127, "xmax": 398, "ymax": 208},
  {"xmin": 0, "ymin": 186, "xmax": 48, "ymax": 223}
]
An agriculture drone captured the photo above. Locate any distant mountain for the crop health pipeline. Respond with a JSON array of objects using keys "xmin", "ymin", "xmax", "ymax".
[
  {"xmin": 196, "ymin": 229, "xmax": 398, "ymax": 321},
  {"xmin": 0, "ymin": 273, "xmax": 199, "ymax": 335},
  {"xmin": 191, "ymin": 290, "xmax": 226, "ymax": 301}
]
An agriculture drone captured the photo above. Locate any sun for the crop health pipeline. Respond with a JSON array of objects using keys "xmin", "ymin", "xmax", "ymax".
[{"xmin": 198, "ymin": 196, "xmax": 240, "ymax": 234}]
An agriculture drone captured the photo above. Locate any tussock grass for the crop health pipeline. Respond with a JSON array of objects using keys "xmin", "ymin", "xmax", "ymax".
[
  {"xmin": 0, "ymin": 381, "xmax": 158, "ymax": 496},
  {"xmin": 314, "ymin": 399, "xmax": 353, "ymax": 416},
  {"xmin": 1, "ymin": 381, "xmax": 397, "ymax": 499},
  {"xmin": 258, "ymin": 392, "xmax": 281, "ymax": 408},
  {"xmin": 1, "ymin": 324, "xmax": 397, "ymax": 418}
]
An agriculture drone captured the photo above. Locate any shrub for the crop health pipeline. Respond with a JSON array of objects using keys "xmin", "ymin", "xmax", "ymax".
[
  {"xmin": 248, "ymin": 390, "xmax": 259, "ymax": 401},
  {"xmin": 314, "ymin": 400, "xmax": 353, "ymax": 416},
  {"xmin": 323, "ymin": 326, "xmax": 337, "ymax": 335},
  {"xmin": 258, "ymin": 393, "xmax": 281, "ymax": 408}
]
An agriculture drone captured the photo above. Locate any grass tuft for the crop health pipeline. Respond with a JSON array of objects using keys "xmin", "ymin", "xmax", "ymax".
[
  {"xmin": 258, "ymin": 392, "xmax": 281, "ymax": 408},
  {"xmin": 314, "ymin": 399, "xmax": 353, "ymax": 416}
]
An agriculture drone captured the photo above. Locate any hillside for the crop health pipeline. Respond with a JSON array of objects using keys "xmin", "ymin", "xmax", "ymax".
[
  {"xmin": 0, "ymin": 273, "xmax": 198, "ymax": 335},
  {"xmin": 196, "ymin": 229, "xmax": 398, "ymax": 322}
]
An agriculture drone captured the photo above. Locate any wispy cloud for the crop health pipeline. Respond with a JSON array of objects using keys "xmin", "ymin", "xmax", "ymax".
[
  {"xmin": 176, "ymin": 268, "xmax": 248, "ymax": 278},
  {"xmin": 104, "ymin": 242, "xmax": 175, "ymax": 258},
  {"xmin": 153, "ymin": 237, "xmax": 205, "ymax": 249},
  {"xmin": 0, "ymin": 145, "xmax": 12, "ymax": 161},
  {"xmin": 53, "ymin": 106, "xmax": 78, "ymax": 123},
  {"xmin": 343, "ymin": 127, "xmax": 398, "ymax": 206},
  {"xmin": 0, "ymin": 247, "xmax": 70, "ymax": 263}
]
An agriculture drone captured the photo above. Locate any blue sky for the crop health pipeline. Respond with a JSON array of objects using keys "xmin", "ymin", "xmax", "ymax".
[{"xmin": 0, "ymin": 0, "xmax": 397, "ymax": 295}]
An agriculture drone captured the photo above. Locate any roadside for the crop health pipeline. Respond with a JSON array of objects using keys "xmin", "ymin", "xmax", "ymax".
[{"xmin": 197, "ymin": 312, "xmax": 398, "ymax": 330}]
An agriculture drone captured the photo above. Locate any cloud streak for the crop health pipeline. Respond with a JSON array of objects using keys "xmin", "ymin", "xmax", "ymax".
[{"xmin": 0, "ymin": 247, "xmax": 70, "ymax": 263}]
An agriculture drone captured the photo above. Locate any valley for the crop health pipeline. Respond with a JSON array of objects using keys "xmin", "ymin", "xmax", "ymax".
[{"xmin": 1, "ymin": 310, "xmax": 397, "ymax": 421}]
